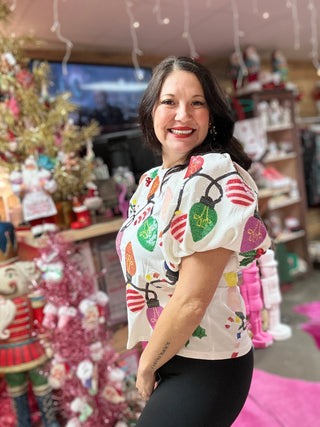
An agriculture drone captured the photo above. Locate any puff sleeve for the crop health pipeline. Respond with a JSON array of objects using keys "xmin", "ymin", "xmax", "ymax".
[{"xmin": 159, "ymin": 153, "xmax": 271, "ymax": 269}]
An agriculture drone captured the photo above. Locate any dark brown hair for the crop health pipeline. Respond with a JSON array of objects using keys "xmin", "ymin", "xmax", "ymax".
[{"xmin": 139, "ymin": 56, "xmax": 251, "ymax": 171}]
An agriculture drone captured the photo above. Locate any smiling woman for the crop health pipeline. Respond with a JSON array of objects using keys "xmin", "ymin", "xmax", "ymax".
[{"xmin": 116, "ymin": 56, "xmax": 271, "ymax": 427}]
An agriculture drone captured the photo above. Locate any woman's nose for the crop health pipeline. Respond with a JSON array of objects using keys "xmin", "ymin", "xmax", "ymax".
[{"xmin": 175, "ymin": 103, "xmax": 191, "ymax": 120}]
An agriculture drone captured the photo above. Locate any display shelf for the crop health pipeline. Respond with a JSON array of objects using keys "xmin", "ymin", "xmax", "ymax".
[
  {"xmin": 268, "ymin": 196, "xmax": 301, "ymax": 210},
  {"xmin": 275, "ymin": 230, "xmax": 306, "ymax": 243},
  {"xmin": 17, "ymin": 217, "xmax": 124, "ymax": 248},
  {"xmin": 236, "ymin": 88, "xmax": 311, "ymax": 272},
  {"xmin": 265, "ymin": 124, "xmax": 294, "ymax": 132},
  {"xmin": 263, "ymin": 152, "xmax": 297, "ymax": 163},
  {"xmin": 258, "ymin": 186, "xmax": 292, "ymax": 199}
]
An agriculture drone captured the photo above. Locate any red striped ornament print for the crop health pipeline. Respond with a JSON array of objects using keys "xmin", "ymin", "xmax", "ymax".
[
  {"xmin": 170, "ymin": 213, "xmax": 188, "ymax": 242},
  {"xmin": 126, "ymin": 288, "xmax": 145, "ymax": 312},
  {"xmin": 226, "ymin": 178, "xmax": 254, "ymax": 206}
]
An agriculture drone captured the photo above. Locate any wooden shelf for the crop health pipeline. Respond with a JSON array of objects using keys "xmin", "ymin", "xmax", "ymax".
[
  {"xmin": 258, "ymin": 186, "xmax": 292, "ymax": 199},
  {"xmin": 17, "ymin": 217, "xmax": 125, "ymax": 247},
  {"xmin": 265, "ymin": 124, "xmax": 294, "ymax": 132},
  {"xmin": 263, "ymin": 152, "xmax": 297, "ymax": 163},
  {"xmin": 268, "ymin": 196, "xmax": 301, "ymax": 210},
  {"xmin": 275, "ymin": 230, "xmax": 306, "ymax": 243}
]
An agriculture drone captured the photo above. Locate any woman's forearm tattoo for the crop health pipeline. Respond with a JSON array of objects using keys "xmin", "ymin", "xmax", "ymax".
[{"xmin": 151, "ymin": 341, "xmax": 170, "ymax": 370}]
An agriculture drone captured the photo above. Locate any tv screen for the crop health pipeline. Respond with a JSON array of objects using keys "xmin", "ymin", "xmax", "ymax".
[{"xmin": 36, "ymin": 61, "xmax": 152, "ymax": 134}]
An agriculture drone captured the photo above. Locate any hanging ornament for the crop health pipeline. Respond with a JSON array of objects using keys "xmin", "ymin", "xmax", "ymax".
[
  {"xmin": 125, "ymin": 241, "xmax": 136, "ymax": 279},
  {"xmin": 184, "ymin": 156, "xmax": 204, "ymax": 178},
  {"xmin": 137, "ymin": 216, "xmax": 158, "ymax": 251},
  {"xmin": 225, "ymin": 177, "xmax": 255, "ymax": 206},
  {"xmin": 126, "ymin": 287, "xmax": 145, "ymax": 312},
  {"xmin": 147, "ymin": 175, "xmax": 160, "ymax": 199},
  {"xmin": 51, "ymin": 0, "xmax": 73, "ymax": 75},
  {"xmin": 240, "ymin": 214, "xmax": 267, "ymax": 253},
  {"xmin": 286, "ymin": 0, "xmax": 300, "ymax": 50},
  {"xmin": 153, "ymin": 0, "xmax": 170, "ymax": 25},
  {"xmin": 230, "ymin": 0, "xmax": 248, "ymax": 87},
  {"xmin": 146, "ymin": 298, "xmax": 163, "ymax": 329},
  {"xmin": 170, "ymin": 211, "xmax": 188, "ymax": 242},
  {"xmin": 182, "ymin": 0, "xmax": 199, "ymax": 59},
  {"xmin": 308, "ymin": 0, "xmax": 320, "ymax": 75},
  {"xmin": 189, "ymin": 196, "xmax": 217, "ymax": 242},
  {"xmin": 124, "ymin": 0, "xmax": 144, "ymax": 80}
]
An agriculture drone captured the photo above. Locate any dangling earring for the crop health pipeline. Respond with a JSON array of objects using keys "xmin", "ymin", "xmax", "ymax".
[{"xmin": 208, "ymin": 122, "xmax": 217, "ymax": 142}]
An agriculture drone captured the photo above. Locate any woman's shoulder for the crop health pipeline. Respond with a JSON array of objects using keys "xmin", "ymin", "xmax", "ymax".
[
  {"xmin": 184, "ymin": 152, "xmax": 258, "ymax": 193},
  {"xmin": 186, "ymin": 152, "xmax": 234, "ymax": 177}
]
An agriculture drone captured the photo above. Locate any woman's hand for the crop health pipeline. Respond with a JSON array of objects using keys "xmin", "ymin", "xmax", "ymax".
[{"xmin": 136, "ymin": 362, "xmax": 156, "ymax": 401}]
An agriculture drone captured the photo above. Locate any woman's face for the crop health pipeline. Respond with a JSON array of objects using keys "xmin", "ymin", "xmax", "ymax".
[{"xmin": 153, "ymin": 70, "xmax": 210, "ymax": 168}]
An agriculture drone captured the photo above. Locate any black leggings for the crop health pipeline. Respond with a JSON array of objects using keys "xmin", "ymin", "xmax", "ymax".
[{"xmin": 136, "ymin": 348, "xmax": 253, "ymax": 427}]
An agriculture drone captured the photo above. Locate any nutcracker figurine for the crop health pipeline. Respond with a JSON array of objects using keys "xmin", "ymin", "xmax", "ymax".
[
  {"xmin": 240, "ymin": 261, "xmax": 274, "ymax": 349},
  {"xmin": 0, "ymin": 221, "xmax": 60, "ymax": 426}
]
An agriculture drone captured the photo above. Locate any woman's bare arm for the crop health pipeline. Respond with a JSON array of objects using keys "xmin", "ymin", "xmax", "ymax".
[{"xmin": 136, "ymin": 246, "xmax": 232, "ymax": 399}]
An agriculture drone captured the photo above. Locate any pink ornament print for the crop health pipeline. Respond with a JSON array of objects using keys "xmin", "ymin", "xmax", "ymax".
[{"xmin": 240, "ymin": 216, "xmax": 267, "ymax": 252}]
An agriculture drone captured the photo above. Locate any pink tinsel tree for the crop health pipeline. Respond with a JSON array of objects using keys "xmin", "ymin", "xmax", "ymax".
[{"xmin": 35, "ymin": 233, "xmax": 131, "ymax": 426}]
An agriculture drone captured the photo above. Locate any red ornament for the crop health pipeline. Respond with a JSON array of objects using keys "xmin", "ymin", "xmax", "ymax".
[
  {"xmin": 184, "ymin": 156, "xmax": 204, "ymax": 178},
  {"xmin": 16, "ymin": 69, "xmax": 34, "ymax": 89}
]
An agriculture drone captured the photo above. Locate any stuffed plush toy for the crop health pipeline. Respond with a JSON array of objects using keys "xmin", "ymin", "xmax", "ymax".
[{"xmin": 0, "ymin": 221, "xmax": 60, "ymax": 426}]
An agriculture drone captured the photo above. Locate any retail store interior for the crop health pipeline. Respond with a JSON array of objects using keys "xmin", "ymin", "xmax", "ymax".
[{"xmin": 0, "ymin": 1, "xmax": 320, "ymax": 426}]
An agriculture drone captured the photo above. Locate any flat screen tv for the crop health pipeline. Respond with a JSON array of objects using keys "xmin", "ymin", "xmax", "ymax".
[{"xmin": 34, "ymin": 61, "xmax": 152, "ymax": 134}]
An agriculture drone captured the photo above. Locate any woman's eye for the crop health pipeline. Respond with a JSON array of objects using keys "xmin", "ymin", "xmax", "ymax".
[
  {"xmin": 192, "ymin": 100, "xmax": 206, "ymax": 106},
  {"xmin": 160, "ymin": 99, "xmax": 174, "ymax": 105}
]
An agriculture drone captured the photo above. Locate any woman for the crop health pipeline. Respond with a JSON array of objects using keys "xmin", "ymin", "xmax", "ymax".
[{"xmin": 116, "ymin": 56, "xmax": 271, "ymax": 426}]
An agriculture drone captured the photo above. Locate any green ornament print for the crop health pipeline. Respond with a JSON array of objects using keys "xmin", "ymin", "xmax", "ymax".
[
  {"xmin": 185, "ymin": 325, "xmax": 207, "ymax": 347},
  {"xmin": 137, "ymin": 216, "xmax": 158, "ymax": 252},
  {"xmin": 189, "ymin": 202, "xmax": 217, "ymax": 242}
]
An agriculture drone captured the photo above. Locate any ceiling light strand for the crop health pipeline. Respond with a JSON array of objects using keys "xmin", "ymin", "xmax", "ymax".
[
  {"xmin": 10, "ymin": 0, "xmax": 16, "ymax": 11},
  {"xmin": 153, "ymin": 0, "xmax": 170, "ymax": 25},
  {"xmin": 308, "ymin": 0, "xmax": 320, "ymax": 75},
  {"xmin": 51, "ymin": 0, "xmax": 73, "ymax": 75},
  {"xmin": 252, "ymin": 0, "xmax": 259, "ymax": 15},
  {"xmin": 124, "ymin": 0, "xmax": 144, "ymax": 80},
  {"xmin": 287, "ymin": 0, "xmax": 300, "ymax": 50},
  {"xmin": 182, "ymin": 0, "xmax": 199, "ymax": 59},
  {"xmin": 230, "ymin": 0, "xmax": 247, "ymax": 87}
]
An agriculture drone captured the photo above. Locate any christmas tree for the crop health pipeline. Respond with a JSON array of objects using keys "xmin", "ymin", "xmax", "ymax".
[
  {"xmin": 35, "ymin": 233, "xmax": 140, "ymax": 426},
  {"xmin": 0, "ymin": 0, "xmax": 100, "ymax": 208}
]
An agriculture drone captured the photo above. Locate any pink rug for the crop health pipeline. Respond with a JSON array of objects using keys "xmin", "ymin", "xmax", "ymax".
[
  {"xmin": 233, "ymin": 369, "xmax": 320, "ymax": 427},
  {"xmin": 293, "ymin": 301, "xmax": 320, "ymax": 349},
  {"xmin": 293, "ymin": 301, "xmax": 320, "ymax": 320}
]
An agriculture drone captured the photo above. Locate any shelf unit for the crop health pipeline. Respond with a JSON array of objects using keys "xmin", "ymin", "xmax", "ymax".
[{"xmin": 235, "ymin": 89, "xmax": 311, "ymax": 273}]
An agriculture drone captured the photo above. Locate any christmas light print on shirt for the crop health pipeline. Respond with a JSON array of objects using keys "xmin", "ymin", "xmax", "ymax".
[
  {"xmin": 224, "ymin": 271, "xmax": 247, "ymax": 358},
  {"xmin": 239, "ymin": 212, "xmax": 267, "ymax": 266},
  {"xmin": 161, "ymin": 155, "xmax": 268, "ymax": 266},
  {"xmin": 137, "ymin": 216, "xmax": 158, "ymax": 252},
  {"xmin": 225, "ymin": 177, "xmax": 255, "ymax": 206},
  {"xmin": 189, "ymin": 196, "xmax": 218, "ymax": 242},
  {"xmin": 124, "ymin": 242, "xmax": 178, "ymax": 332}
]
